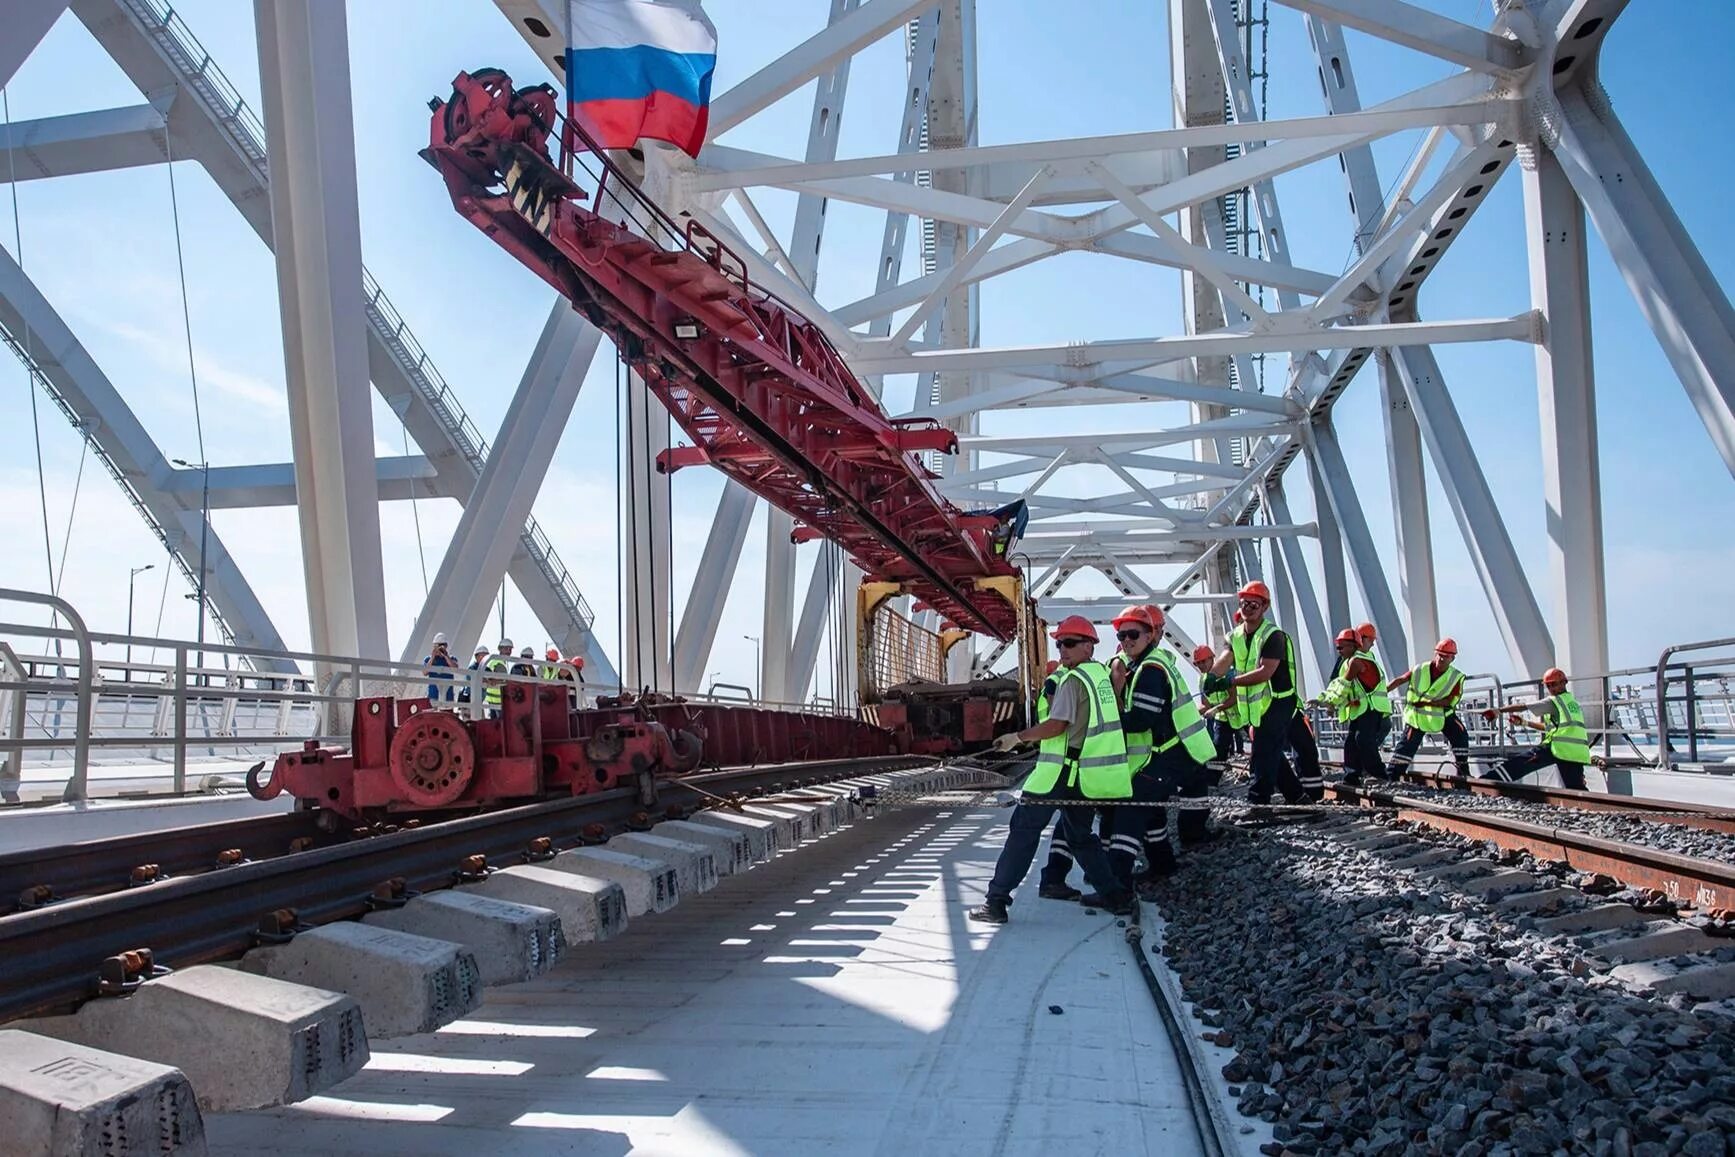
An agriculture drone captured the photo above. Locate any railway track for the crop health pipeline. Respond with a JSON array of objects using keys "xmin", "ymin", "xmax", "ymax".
[{"xmin": 0, "ymin": 754, "xmax": 929, "ymax": 1023}]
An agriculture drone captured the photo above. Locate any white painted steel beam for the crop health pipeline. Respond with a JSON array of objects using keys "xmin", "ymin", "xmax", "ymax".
[
  {"xmin": 163, "ymin": 456, "xmax": 440, "ymax": 508},
  {"xmin": 849, "ymin": 315, "xmax": 1537, "ymax": 375},
  {"xmin": 1376, "ymin": 349, "xmax": 1438, "ymax": 655},
  {"xmin": 1389, "ymin": 341, "xmax": 1554, "ymax": 675},
  {"xmin": 0, "ymin": 0, "xmax": 67, "ymax": 88},
  {"xmin": 254, "ymin": 0, "xmax": 387, "ymax": 659},
  {"xmin": 621, "ymin": 374, "xmax": 673, "ymax": 691},
  {"xmin": 0, "ymin": 103, "xmax": 168, "ymax": 181},
  {"xmin": 1269, "ymin": 0, "xmax": 1525, "ymax": 74},
  {"xmin": 1548, "ymin": 85, "xmax": 1735, "ymax": 476},
  {"xmin": 401, "ymin": 304, "xmax": 606, "ymax": 672},
  {"xmin": 1524, "ymin": 146, "xmax": 1608, "ymax": 682},
  {"xmin": 1304, "ymin": 14, "xmax": 1387, "ymax": 249},
  {"xmin": 1305, "ymin": 446, "xmax": 1350, "ymax": 632},
  {"xmin": 1306, "ymin": 421, "xmax": 1407, "ymax": 672},
  {"xmin": 1265, "ymin": 484, "xmax": 1329, "ymax": 689},
  {"xmin": 672, "ymin": 482, "xmax": 753, "ymax": 692}
]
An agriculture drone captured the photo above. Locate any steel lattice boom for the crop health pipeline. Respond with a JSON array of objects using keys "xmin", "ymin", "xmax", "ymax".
[{"xmin": 422, "ymin": 70, "xmax": 1021, "ymax": 639}]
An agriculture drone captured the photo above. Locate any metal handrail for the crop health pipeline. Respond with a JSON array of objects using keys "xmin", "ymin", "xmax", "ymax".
[
  {"xmin": 1655, "ymin": 636, "xmax": 1735, "ymax": 768},
  {"xmin": 0, "ymin": 591, "xmax": 94, "ymax": 802}
]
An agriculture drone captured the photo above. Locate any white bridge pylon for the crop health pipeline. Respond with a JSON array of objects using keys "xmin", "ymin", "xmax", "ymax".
[{"xmin": 1, "ymin": 0, "xmax": 1728, "ymax": 698}]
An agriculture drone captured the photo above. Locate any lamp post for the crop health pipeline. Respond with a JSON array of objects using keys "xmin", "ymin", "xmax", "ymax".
[
  {"xmin": 171, "ymin": 458, "xmax": 210, "ymax": 673},
  {"xmin": 704, "ymin": 670, "xmax": 720, "ymax": 698},
  {"xmin": 126, "ymin": 564, "xmax": 154, "ymax": 681},
  {"xmin": 743, "ymin": 635, "xmax": 760, "ymax": 701}
]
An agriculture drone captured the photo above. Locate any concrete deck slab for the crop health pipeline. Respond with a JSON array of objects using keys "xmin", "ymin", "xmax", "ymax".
[
  {"xmin": 464, "ymin": 865, "xmax": 627, "ymax": 944},
  {"xmin": 204, "ymin": 806, "xmax": 1206, "ymax": 1156},
  {"xmin": 0, "ymin": 1029, "xmax": 207, "ymax": 1155},
  {"xmin": 29, "ymin": 965, "xmax": 367, "ymax": 1111},
  {"xmin": 363, "ymin": 890, "xmax": 564, "ymax": 986},
  {"xmin": 243, "ymin": 923, "xmax": 482, "ymax": 1038}
]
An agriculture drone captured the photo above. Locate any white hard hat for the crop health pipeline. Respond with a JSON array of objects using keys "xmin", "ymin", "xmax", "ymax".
[
  {"xmin": 499, "ymin": 638, "xmax": 513, "ymax": 651},
  {"xmin": 432, "ymin": 632, "xmax": 448, "ymax": 646}
]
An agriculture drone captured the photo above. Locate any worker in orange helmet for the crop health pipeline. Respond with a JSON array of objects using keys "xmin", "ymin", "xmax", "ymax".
[
  {"xmin": 1193, "ymin": 644, "xmax": 1236, "ymax": 766},
  {"xmin": 1205, "ymin": 580, "xmax": 1317, "ymax": 804},
  {"xmin": 1315, "ymin": 628, "xmax": 1386, "ymax": 786},
  {"xmin": 1483, "ymin": 667, "xmax": 1591, "ymax": 790},
  {"xmin": 973, "ymin": 616, "xmax": 1134, "ymax": 923},
  {"xmin": 1030, "ymin": 655, "xmax": 1085, "ymax": 899},
  {"xmin": 1383, "ymin": 638, "xmax": 1471, "ymax": 779}
]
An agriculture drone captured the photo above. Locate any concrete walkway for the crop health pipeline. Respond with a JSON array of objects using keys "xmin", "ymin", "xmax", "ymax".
[{"xmin": 207, "ymin": 805, "xmax": 1204, "ymax": 1156}]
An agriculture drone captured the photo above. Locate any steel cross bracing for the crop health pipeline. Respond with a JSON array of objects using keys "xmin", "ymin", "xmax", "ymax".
[
  {"xmin": 485, "ymin": 0, "xmax": 1732, "ymax": 692},
  {"xmin": 0, "ymin": 0, "xmax": 615, "ymax": 676},
  {"xmin": 9, "ymin": 0, "xmax": 1729, "ymax": 696}
]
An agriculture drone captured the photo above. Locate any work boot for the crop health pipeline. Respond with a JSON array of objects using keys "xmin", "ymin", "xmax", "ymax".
[
  {"xmin": 1341, "ymin": 771, "xmax": 1363, "ymax": 787},
  {"xmin": 967, "ymin": 899, "xmax": 1009, "ymax": 924},
  {"xmin": 1038, "ymin": 882, "xmax": 1081, "ymax": 901},
  {"xmin": 1079, "ymin": 891, "xmax": 1137, "ymax": 916}
]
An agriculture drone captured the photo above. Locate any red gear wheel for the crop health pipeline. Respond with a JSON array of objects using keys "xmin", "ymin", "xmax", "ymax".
[{"xmin": 388, "ymin": 713, "xmax": 476, "ymax": 808}]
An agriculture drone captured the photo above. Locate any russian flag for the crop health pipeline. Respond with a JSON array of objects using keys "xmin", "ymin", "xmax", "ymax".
[{"xmin": 566, "ymin": 0, "xmax": 717, "ymax": 159}]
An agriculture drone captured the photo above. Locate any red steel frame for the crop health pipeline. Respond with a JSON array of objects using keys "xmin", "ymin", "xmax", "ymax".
[{"xmin": 422, "ymin": 70, "xmax": 1019, "ymax": 638}]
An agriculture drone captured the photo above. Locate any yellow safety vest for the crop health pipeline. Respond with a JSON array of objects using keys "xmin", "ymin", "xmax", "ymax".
[
  {"xmin": 1027, "ymin": 662, "xmax": 1132, "ymax": 800},
  {"xmin": 1356, "ymin": 648, "xmax": 1390, "ymax": 714},
  {"xmin": 1545, "ymin": 691, "xmax": 1591, "ymax": 764},
  {"xmin": 1229, "ymin": 619, "xmax": 1296, "ymax": 728},
  {"xmin": 1131, "ymin": 648, "xmax": 1217, "ymax": 766},
  {"xmin": 1328, "ymin": 655, "xmax": 1369, "ymax": 723},
  {"xmin": 1404, "ymin": 662, "xmax": 1463, "ymax": 734},
  {"xmin": 484, "ymin": 658, "xmax": 507, "ymax": 706}
]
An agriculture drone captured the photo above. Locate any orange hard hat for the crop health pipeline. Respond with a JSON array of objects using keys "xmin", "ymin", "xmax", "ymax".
[
  {"xmin": 1143, "ymin": 603, "xmax": 1166, "ymax": 630},
  {"xmin": 1543, "ymin": 667, "xmax": 1567, "ymax": 688},
  {"xmin": 1435, "ymin": 638, "xmax": 1458, "ymax": 657},
  {"xmin": 546, "ymin": 647, "xmax": 560, "ymax": 661},
  {"xmin": 1357, "ymin": 621, "xmax": 1376, "ymax": 643},
  {"xmin": 1192, "ymin": 645, "xmax": 1214, "ymax": 665},
  {"xmin": 1334, "ymin": 629, "xmax": 1359, "ymax": 647},
  {"xmin": 1238, "ymin": 580, "xmax": 1271, "ymax": 603},
  {"xmin": 1050, "ymin": 615, "xmax": 1100, "ymax": 644},
  {"xmin": 1043, "ymin": 659, "xmax": 1060, "ymax": 676},
  {"xmin": 567, "ymin": 655, "xmax": 585, "ymax": 669},
  {"xmin": 1111, "ymin": 604, "xmax": 1156, "ymax": 632}
]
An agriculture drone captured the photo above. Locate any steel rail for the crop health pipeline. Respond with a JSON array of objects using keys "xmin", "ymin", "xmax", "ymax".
[
  {"xmin": 1326, "ymin": 784, "xmax": 1735, "ymax": 910},
  {"xmin": 0, "ymin": 755, "xmax": 929, "ymax": 1023},
  {"xmin": 1387, "ymin": 770, "xmax": 1735, "ymax": 836}
]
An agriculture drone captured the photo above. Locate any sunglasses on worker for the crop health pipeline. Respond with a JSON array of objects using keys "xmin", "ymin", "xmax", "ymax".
[
  {"xmin": 1057, "ymin": 637, "xmax": 1091, "ymax": 649},
  {"xmin": 1116, "ymin": 628, "xmax": 1146, "ymax": 641}
]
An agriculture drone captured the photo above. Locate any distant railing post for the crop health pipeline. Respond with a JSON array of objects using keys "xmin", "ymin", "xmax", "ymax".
[
  {"xmin": 1685, "ymin": 667, "xmax": 1700, "ymax": 765},
  {"xmin": 173, "ymin": 646, "xmax": 188, "ymax": 794}
]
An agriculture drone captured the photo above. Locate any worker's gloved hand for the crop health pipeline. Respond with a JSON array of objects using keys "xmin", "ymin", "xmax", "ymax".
[
  {"xmin": 992, "ymin": 732, "xmax": 1023, "ymax": 753},
  {"xmin": 1482, "ymin": 708, "xmax": 1498, "ymax": 721},
  {"xmin": 1202, "ymin": 673, "xmax": 1230, "ymax": 695}
]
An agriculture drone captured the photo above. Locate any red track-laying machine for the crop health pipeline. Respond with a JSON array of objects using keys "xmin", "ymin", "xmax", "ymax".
[{"xmin": 253, "ymin": 69, "xmax": 1045, "ymax": 817}]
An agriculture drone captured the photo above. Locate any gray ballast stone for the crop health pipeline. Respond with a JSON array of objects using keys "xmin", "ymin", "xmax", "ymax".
[
  {"xmin": 464, "ymin": 864, "xmax": 627, "ymax": 944},
  {"xmin": 27, "ymin": 965, "xmax": 367, "ymax": 1111},
  {"xmin": 551, "ymin": 848, "xmax": 678, "ymax": 917},
  {"xmin": 685, "ymin": 810, "xmax": 778, "ymax": 861},
  {"xmin": 242, "ymin": 922, "xmax": 481, "ymax": 1039},
  {"xmin": 362, "ymin": 889, "xmax": 564, "ymax": 986},
  {"xmin": 607, "ymin": 832, "xmax": 718, "ymax": 895},
  {"xmin": 0, "ymin": 1030, "xmax": 207, "ymax": 1156},
  {"xmin": 653, "ymin": 819, "xmax": 755, "ymax": 874}
]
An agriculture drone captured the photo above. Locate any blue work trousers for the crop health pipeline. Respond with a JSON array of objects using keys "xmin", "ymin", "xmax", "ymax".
[{"xmin": 987, "ymin": 798, "xmax": 1124, "ymax": 905}]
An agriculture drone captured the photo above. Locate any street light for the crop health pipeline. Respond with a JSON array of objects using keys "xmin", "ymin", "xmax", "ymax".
[
  {"xmin": 126, "ymin": 563, "xmax": 154, "ymax": 681},
  {"xmin": 743, "ymin": 635, "xmax": 760, "ymax": 702},
  {"xmin": 171, "ymin": 458, "xmax": 210, "ymax": 671}
]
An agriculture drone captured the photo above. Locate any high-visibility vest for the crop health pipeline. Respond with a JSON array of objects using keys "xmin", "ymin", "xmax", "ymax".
[
  {"xmin": 1151, "ymin": 648, "xmax": 1217, "ymax": 765},
  {"xmin": 540, "ymin": 665, "xmax": 560, "ymax": 680},
  {"xmin": 1356, "ymin": 649, "xmax": 1391, "ymax": 714},
  {"xmin": 1545, "ymin": 691, "xmax": 1591, "ymax": 764},
  {"xmin": 484, "ymin": 658, "xmax": 507, "ymax": 706},
  {"xmin": 1328, "ymin": 656, "xmax": 1369, "ymax": 723},
  {"xmin": 1117, "ymin": 649, "xmax": 1160, "ymax": 773},
  {"xmin": 1035, "ymin": 676, "xmax": 1056, "ymax": 724},
  {"xmin": 1027, "ymin": 661, "xmax": 1132, "ymax": 800},
  {"xmin": 1404, "ymin": 662, "xmax": 1463, "ymax": 734},
  {"xmin": 1229, "ymin": 619, "xmax": 1295, "ymax": 728}
]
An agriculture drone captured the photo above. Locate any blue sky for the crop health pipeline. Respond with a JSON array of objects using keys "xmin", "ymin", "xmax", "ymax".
[{"xmin": 1, "ymin": 1, "xmax": 1730, "ymax": 695}]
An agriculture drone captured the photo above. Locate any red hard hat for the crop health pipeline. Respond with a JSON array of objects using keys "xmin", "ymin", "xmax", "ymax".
[
  {"xmin": 1543, "ymin": 667, "xmax": 1567, "ymax": 687},
  {"xmin": 1192, "ymin": 645, "xmax": 1214, "ymax": 664},
  {"xmin": 546, "ymin": 647, "xmax": 560, "ymax": 661},
  {"xmin": 1111, "ymin": 604, "xmax": 1155, "ymax": 631},
  {"xmin": 1334, "ymin": 629, "xmax": 1358, "ymax": 647},
  {"xmin": 1043, "ymin": 659, "xmax": 1060, "ymax": 676},
  {"xmin": 1357, "ymin": 621, "xmax": 1376, "ymax": 643},
  {"xmin": 1435, "ymin": 638, "xmax": 1458, "ymax": 657},
  {"xmin": 1238, "ymin": 580, "xmax": 1271, "ymax": 603},
  {"xmin": 568, "ymin": 656, "xmax": 585, "ymax": 669},
  {"xmin": 1143, "ymin": 604, "xmax": 1166, "ymax": 630},
  {"xmin": 1049, "ymin": 615, "xmax": 1100, "ymax": 643}
]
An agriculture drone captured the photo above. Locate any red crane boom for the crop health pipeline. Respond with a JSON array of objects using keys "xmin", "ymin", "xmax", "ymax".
[{"xmin": 421, "ymin": 71, "xmax": 1021, "ymax": 639}]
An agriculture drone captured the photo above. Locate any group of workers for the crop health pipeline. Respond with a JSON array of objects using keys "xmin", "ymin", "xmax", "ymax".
[
  {"xmin": 968, "ymin": 581, "xmax": 1596, "ymax": 924},
  {"xmin": 423, "ymin": 634, "xmax": 587, "ymax": 717}
]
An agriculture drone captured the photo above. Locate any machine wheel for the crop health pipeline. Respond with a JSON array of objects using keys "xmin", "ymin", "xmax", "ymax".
[{"xmin": 388, "ymin": 713, "xmax": 477, "ymax": 809}]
